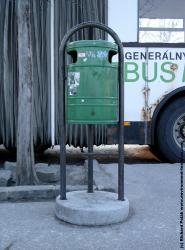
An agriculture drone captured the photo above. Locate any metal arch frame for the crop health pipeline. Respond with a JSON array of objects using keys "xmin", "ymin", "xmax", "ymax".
[{"xmin": 59, "ymin": 21, "xmax": 125, "ymax": 201}]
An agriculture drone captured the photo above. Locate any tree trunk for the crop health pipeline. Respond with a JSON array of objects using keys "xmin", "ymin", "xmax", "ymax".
[{"xmin": 16, "ymin": 0, "xmax": 38, "ymax": 185}]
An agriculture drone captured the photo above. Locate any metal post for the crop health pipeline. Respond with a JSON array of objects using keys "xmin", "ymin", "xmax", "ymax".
[
  {"xmin": 118, "ymin": 44, "xmax": 125, "ymax": 201},
  {"xmin": 88, "ymin": 125, "xmax": 93, "ymax": 193},
  {"xmin": 60, "ymin": 60, "xmax": 66, "ymax": 199},
  {"xmin": 118, "ymin": 108, "xmax": 124, "ymax": 200},
  {"xmin": 60, "ymin": 132, "xmax": 66, "ymax": 200},
  {"xmin": 60, "ymin": 24, "xmax": 67, "ymax": 201},
  {"xmin": 118, "ymin": 123, "xmax": 124, "ymax": 200}
]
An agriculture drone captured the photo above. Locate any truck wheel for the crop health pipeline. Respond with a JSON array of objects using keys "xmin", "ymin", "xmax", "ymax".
[{"xmin": 156, "ymin": 97, "xmax": 185, "ymax": 162}]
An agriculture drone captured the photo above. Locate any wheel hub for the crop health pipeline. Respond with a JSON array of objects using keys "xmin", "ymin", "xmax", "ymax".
[
  {"xmin": 180, "ymin": 125, "xmax": 185, "ymax": 137},
  {"xmin": 173, "ymin": 114, "xmax": 185, "ymax": 147}
]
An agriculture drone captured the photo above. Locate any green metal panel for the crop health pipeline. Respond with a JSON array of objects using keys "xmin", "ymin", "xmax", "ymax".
[{"xmin": 66, "ymin": 40, "xmax": 118, "ymax": 124}]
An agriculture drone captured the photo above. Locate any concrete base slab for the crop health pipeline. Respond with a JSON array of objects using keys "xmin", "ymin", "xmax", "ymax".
[{"xmin": 55, "ymin": 191, "xmax": 129, "ymax": 226}]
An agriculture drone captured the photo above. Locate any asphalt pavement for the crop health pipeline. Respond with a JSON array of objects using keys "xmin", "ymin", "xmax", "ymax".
[{"xmin": 0, "ymin": 163, "xmax": 182, "ymax": 250}]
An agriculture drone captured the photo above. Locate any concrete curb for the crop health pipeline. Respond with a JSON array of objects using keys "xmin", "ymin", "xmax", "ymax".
[
  {"xmin": 0, "ymin": 161, "xmax": 120, "ymax": 202},
  {"xmin": 0, "ymin": 185, "xmax": 87, "ymax": 202}
]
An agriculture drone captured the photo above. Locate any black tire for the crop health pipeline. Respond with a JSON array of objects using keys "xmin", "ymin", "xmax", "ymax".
[{"xmin": 156, "ymin": 97, "xmax": 185, "ymax": 162}]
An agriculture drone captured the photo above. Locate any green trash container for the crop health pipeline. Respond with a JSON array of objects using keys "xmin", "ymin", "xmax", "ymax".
[{"xmin": 66, "ymin": 40, "xmax": 118, "ymax": 124}]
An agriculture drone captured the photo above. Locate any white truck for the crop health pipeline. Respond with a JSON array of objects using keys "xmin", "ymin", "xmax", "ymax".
[{"xmin": 121, "ymin": 42, "xmax": 185, "ymax": 162}]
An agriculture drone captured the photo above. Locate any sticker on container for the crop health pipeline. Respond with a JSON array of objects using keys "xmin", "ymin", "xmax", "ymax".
[
  {"xmin": 78, "ymin": 52, "xmax": 86, "ymax": 58},
  {"xmin": 68, "ymin": 72, "xmax": 80, "ymax": 96},
  {"xmin": 97, "ymin": 50, "xmax": 108, "ymax": 60}
]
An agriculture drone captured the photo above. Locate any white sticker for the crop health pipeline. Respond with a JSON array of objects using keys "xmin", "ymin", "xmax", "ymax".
[
  {"xmin": 78, "ymin": 52, "xmax": 86, "ymax": 58},
  {"xmin": 68, "ymin": 72, "xmax": 80, "ymax": 96}
]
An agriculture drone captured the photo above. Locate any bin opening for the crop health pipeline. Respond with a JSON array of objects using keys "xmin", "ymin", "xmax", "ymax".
[
  {"xmin": 108, "ymin": 50, "xmax": 117, "ymax": 63},
  {"xmin": 68, "ymin": 50, "xmax": 77, "ymax": 63}
]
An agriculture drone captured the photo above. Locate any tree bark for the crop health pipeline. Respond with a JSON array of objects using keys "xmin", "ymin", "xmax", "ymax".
[{"xmin": 16, "ymin": 0, "xmax": 38, "ymax": 185}]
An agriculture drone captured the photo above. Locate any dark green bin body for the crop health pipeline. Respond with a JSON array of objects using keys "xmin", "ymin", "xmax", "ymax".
[{"xmin": 66, "ymin": 40, "xmax": 118, "ymax": 124}]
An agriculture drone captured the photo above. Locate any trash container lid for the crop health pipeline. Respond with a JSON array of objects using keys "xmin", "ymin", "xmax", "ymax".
[{"xmin": 67, "ymin": 40, "xmax": 118, "ymax": 52}]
